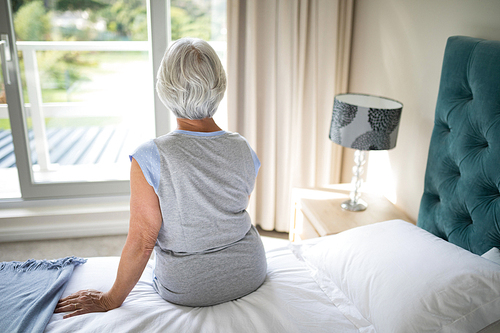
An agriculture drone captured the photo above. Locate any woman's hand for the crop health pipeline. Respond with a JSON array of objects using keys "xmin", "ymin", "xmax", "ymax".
[
  {"xmin": 54, "ymin": 289, "xmax": 118, "ymax": 319},
  {"xmin": 53, "ymin": 160, "xmax": 161, "ymax": 320}
]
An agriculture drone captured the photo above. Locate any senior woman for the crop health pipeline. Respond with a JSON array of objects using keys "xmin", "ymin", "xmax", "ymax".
[{"xmin": 54, "ymin": 38, "xmax": 267, "ymax": 318}]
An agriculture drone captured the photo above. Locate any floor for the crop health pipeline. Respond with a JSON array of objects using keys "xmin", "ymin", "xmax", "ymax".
[{"xmin": 0, "ymin": 226, "xmax": 289, "ymax": 262}]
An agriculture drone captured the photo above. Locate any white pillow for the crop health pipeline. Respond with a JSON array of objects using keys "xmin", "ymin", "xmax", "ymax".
[
  {"xmin": 482, "ymin": 247, "xmax": 500, "ymax": 265},
  {"xmin": 290, "ymin": 220, "xmax": 500, "ymax": 333}
]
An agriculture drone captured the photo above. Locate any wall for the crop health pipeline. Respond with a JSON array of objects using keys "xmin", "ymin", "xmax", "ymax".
[{"xmin": 344, "ymin": 0, "xmax": 500, "ymax": 221}]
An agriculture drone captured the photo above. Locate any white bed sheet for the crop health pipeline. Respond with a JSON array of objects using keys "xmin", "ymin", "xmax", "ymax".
[{"xmin": 45, "ymin": 238, "xmax": 359, "ymax": 333}]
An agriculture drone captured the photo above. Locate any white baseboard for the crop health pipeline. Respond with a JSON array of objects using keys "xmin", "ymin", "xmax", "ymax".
[{"xmin": 0, "ymin": 197, "xmax": 130, "ymax": 242}]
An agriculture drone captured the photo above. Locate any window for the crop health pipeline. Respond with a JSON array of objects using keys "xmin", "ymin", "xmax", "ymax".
[{"xmin": 0, "ymin": 0, "xmax": 227, "ymax": 200}]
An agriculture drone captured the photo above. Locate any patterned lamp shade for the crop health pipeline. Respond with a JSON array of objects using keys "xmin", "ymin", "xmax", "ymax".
[{"xmin": 329, "ymin": 93, "xmax": 403, "ymax": 150}]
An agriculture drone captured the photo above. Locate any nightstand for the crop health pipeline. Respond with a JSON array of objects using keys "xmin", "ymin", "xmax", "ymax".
[{"xmin": 289, "ymin": 184, "xmax": 412, "ymax": 242}]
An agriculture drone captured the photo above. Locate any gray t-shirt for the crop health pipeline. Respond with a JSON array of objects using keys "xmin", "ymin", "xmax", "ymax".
[
  {"xmin": 130, "ymin": 130, "xmax": 266, "ymax": 306},
  {"xmin": 131, "ymin": 130, "xmax": 260, "ymax": 253}
]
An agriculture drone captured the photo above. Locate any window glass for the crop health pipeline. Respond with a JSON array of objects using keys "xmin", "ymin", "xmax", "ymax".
[
  {"xmin": 12, "ymin": 0, "xmax": 155, "ymax": 184},
  {"xmin": 0, "ymin": 0, "xmax": 227, "ymax": 198}
]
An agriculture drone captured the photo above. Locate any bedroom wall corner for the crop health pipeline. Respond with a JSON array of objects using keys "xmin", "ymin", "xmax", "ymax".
[{"xmin": 345, "ymin": 0, "xmax": 500, "ymax": 221}]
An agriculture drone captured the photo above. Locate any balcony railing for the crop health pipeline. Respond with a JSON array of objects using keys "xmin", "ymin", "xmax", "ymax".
[
  {"xmin": 1, "ymin": 41, "xmax": 149, "ymax": 171},
  {"xmin": 0, "ymin": 40, "xmax": 226, "ymax": 171}
]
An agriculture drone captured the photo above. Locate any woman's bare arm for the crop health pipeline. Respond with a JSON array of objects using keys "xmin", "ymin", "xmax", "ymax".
[{"xmin": 54, "ymin": 158, "xmax": 162, "ymax": 318}]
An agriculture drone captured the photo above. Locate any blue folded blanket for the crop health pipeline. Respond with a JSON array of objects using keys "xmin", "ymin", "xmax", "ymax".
[{"xmin": 0, "ymin": 256, "xmax": 86, "ymax": 333}]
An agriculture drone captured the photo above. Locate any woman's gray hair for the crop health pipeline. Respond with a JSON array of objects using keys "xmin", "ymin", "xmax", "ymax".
[{"xmin": 156, "ymin": 38, "xmax": 226, "ymax": 120}]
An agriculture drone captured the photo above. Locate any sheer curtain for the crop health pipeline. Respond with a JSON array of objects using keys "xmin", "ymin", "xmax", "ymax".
[{"xmin": 227, "ymin": 0, "xmax": 353, "ymax": 232}]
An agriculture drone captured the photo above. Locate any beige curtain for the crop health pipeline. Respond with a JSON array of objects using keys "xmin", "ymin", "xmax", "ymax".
[{"xmin": 227, "ymin": 0, "xmax": 354, "ymax": 232}]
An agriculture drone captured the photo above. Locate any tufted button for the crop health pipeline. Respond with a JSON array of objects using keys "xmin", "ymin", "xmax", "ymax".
[
  {"xmin": 455, "ymin": 206, "xmax": 473, "ymax": 225},
  {"xmin": 430, "ymin": 193, "xmax": 440, "ymax": 204},
  {"xmin": 443, "ymin": 155, "xmax": 460, "ymax": 177},
  {"xmin": 436, "ymin": 119, "xmax": 451, "ymax": 133},
  {"xmin": 490, "ymin": 185, "xmax": 500, "ymax": 197}
]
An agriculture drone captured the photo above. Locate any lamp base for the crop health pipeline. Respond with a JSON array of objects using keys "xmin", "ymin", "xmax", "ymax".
[
  {"xmin": 342, "ymin": 149, "xmax": 368, "ymax": 212},
  {"xmin": 341, "ymin": 198, "xmax": 367, "ymax": 212}
]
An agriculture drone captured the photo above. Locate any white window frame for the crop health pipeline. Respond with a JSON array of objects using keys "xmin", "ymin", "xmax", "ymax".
[{"xmin": 0, "ymin": 0, "xmax": 171, "ymax": 200}]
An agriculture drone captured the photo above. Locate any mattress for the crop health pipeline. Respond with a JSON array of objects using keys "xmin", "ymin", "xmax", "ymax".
[
  {"xmin": 44, "ymin": 221, "xmax": 500, "ymax": 332},
  {"xmin": 44, "ymin": 237, "xmax": 358, "ymax": 333}
]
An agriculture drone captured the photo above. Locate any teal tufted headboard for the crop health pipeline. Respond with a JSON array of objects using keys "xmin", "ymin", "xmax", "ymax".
[{"xmin": 417, "ymin": 36, "xmax": 500, "ymax": 255}]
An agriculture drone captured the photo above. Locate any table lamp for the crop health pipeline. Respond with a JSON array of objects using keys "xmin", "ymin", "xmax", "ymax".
[{"xmin": 329, "ymin": 93, "xmax": 403, "ymax": 211}]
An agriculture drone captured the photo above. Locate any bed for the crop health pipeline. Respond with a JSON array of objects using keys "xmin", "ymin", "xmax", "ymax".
[
  {"xmin": 43, "ymin": 220, "xmax": 500, "ymax": 333},
  {"xmin": 5, "ymin": 36, "xmax": 500, "ymax": 333},
  {"xmin": 42, "ymin": 35, "xmax": 500, "ymax": 333}
]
